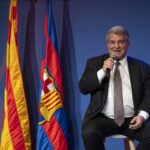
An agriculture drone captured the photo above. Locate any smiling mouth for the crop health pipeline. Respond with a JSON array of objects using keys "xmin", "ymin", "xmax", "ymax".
[
  {"xmin": 110, "ymin": 50, "xmax": 120, "ymax": 55},
  {"xmin": 113, "ymin": 49, "xmax": 120, "ymax": 51},
  {"xmin": 113, "ymin": 51, "xmax": 120, "ymax": 53}
]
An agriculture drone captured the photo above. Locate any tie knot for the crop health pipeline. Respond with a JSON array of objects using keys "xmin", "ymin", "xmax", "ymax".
[{"xmin": 115, "ymin": 61, "xmax": 120, "ymax": 68}]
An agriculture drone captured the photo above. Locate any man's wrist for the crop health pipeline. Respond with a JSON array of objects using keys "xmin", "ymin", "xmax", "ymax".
[
  {"xmin": 97, "ymin": 69, "xmax": 106, "ymax": 83},
  {"xmin": 138, "ymin": 110, "xmax": 149, "ymax": 121}
]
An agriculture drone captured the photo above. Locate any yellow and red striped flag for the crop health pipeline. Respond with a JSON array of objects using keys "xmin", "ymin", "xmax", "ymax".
[{"xmin": 0, "ymin": 0, "xmax": 31, "ymax": 149}]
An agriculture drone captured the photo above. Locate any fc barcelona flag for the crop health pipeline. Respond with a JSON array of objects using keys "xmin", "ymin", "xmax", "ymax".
[
  {"xmin": 36, "ymin": 0, "xmax": 70, "ymax": 149},
  {"xmin": 0, "ymin": 0, "xmax": 31, "ymax": 149}
]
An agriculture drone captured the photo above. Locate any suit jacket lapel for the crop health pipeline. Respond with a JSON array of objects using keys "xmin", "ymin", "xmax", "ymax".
[
  {"xmin": 127, "ymin": 57, "xmax": 140, "ymax": 113},
  {"xmin": 100, "ymin": 54, "xmax": 110, "ymax": 105}
]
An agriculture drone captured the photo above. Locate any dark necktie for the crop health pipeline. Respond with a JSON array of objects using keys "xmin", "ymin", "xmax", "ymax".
[{"xmin": 114, "ymin": 62, "xmax": 124, "ymax": 126}]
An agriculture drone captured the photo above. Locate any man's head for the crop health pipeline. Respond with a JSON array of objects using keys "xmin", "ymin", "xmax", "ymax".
[{"xmin": 106, "ymin": 26, "xmax": 130, "ymax": 60}]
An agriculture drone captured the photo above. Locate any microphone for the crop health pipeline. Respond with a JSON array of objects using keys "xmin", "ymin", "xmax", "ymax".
[{"xmin": 105, "ymin": 54, "xmax": 118, "ymax": 77}]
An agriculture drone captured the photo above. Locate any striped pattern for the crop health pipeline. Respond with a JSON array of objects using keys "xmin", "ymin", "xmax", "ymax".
[
  {"xmin": 36, "ymin": 0, "xmax": 69, "ymax": 149},
  {"xmin": 39, "ymin": 69, "xmax": 63, "ymax": 125},
  {"xmin": 0, "ymin": 0, "xmax": 31, "ymax": 149}
]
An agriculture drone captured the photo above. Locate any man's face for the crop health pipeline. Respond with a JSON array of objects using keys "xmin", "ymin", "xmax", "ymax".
[{"xmin": 107, "ymin": 33, "xmax": 129, "ymax": 60}]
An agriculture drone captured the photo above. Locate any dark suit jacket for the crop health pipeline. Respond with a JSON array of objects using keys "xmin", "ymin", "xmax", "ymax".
[{"xmin": 79, "ymin": 54, "xmax": 150, "ymax": 125}]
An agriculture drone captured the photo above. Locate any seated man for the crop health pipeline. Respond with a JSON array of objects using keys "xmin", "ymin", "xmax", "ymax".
[{"xmin": 79, "ymin": 26, "xmax": 150, "ymax": 150}]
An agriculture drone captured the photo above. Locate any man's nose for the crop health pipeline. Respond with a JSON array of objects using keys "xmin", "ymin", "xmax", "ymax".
[{"xmin": 114, "ymin": 42, "xmax": 119, "ymax": 47}]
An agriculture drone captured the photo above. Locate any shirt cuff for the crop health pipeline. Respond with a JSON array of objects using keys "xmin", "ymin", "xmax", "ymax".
[
  {"xmin": 97, "ymin": 69, "xmax": 106, "ymax": 84},
  {"xmin": 138, "ymin": 110, "xmax": 149, "ymax": 121}
]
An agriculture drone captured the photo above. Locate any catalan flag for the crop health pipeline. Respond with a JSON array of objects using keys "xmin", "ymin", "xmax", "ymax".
[
  {"xmin": 0, "ymin": 0, "xmax": 31, "ymax": 149},
  {"xmin": 36, "ymin": 0, "xmax": 70, "ymax": 149}
]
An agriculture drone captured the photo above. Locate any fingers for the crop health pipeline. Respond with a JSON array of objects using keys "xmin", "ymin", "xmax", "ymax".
[
  {"xmin": 102, "ymin": 58, "xmax": 114, "ymax": 72},
  {"xmin": 129, "ymin": 116, "xmax": 144, "ymax": 129},
  {"xmin": 130, "ymin": 117, "xmax": 136, "ymax": 124},
  {"xmin": 129, "ymin": 121, "xmax": 140, "ymax": 129},
  {"xmin": 129, "ymin": 117, "xmax": 137, "ymax": 129}
]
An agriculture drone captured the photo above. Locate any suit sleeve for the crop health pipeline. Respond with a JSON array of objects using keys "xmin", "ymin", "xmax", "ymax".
[
  {"xmin": 139, "ymin": 64, "xmax": 150, "ymax": 115},
  {"xmin": 79, "ymin": 58, "xmax": 102, "ymax": 95}
]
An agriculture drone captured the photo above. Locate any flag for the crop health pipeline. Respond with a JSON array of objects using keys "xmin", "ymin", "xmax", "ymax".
[
  {"xmin": 36, "ymin": 0, "xmax": 70, "ymax": 149},
  {"xmin": 0, "ymin": 0, "xmax": 31, "ymax": 149}
]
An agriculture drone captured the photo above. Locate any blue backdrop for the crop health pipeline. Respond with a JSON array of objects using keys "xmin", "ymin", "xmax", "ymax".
[{"xmin": 0, "ymin": 0, "xmax": 150, "ymax": 150}]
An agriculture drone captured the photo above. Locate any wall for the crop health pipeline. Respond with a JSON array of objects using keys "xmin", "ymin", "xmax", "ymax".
[{"xmin": 0, "ymin": 0, "xmax": 150, "ymax": 149}]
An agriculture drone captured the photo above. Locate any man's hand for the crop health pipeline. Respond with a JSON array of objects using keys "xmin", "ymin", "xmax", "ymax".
[
  {"xmin": 102, "ymin": 57, "xmax": 114, "ymax": 72},
  {"xmin": 129, "ymin": 115, "xmax": 145, "ymax": 129}
]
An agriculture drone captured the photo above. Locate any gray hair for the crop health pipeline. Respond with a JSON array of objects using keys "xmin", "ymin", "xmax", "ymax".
[{"xmin": 106, "ymin": 26, "xmax": 130, "ymax": 43}]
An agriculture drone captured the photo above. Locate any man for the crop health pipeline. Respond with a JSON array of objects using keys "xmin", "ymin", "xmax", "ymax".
[{"xmin": 79, "ymin": 26, "xmax": 150, "ymax": 150}]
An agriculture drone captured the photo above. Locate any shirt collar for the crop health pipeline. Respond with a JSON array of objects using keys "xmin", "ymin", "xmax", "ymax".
[
  {"xmin": 113, "ymin": 56, "xmax": 127, "ymax": 67},
  {"xmin": 119, "ymin": 56, "xmax": 127, "ymax": 66}
]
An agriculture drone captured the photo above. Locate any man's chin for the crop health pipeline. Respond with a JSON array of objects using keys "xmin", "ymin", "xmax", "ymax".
[{"xmin": 109, "ymin": 52, "xmax": 121, "ymax": 60}]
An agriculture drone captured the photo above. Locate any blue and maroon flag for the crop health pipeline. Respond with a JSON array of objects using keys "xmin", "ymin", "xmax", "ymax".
[{"xmin": 36, "ymin": 0, "xmax": 69, "ymax": 149}]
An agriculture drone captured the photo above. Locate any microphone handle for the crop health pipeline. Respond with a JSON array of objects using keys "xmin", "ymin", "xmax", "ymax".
[
  {"xmin": 105, "ymin": 68, "xmax": 110, "ymax": 77},
  {"xmin": 105, "ymin": 55, "xmax": 117, "ymax": 77}
]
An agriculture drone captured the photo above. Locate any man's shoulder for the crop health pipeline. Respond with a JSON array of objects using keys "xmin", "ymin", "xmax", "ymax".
[
  {"xmin": 87, "ymin": 53, "xmax": 109, "ymax": 63},
  {"xmin": 127, "ymin": 56, "xmax": 150, "ymax": 68}
]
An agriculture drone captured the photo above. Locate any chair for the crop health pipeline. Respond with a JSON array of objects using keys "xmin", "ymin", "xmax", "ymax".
[{"xmin": 111, "ymin": 134, "xmax": 135, "ymax": 150}]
